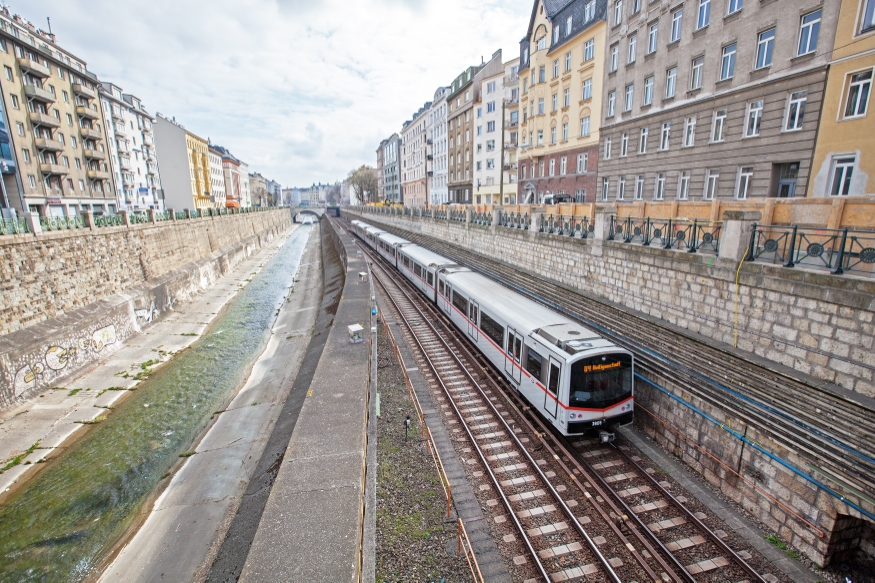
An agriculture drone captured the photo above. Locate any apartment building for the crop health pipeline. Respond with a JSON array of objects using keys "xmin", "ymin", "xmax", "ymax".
[
  {"xmin": 266, "ymin": 178, "xmax": 282, "ymax": 206},
  {"xmin": 518, "ymin": 0, "xmax": 608, "ymax": 205},
  {"xmin": 597, "ymin": 0, "xmax": 839, "ymax": 203},
  {"xmin": 210, "ymin": 144, "xmax": 242, "ymax": 208},
  {"xmin": 375, "ymin": 140, "xmax": 386, "ymax": 202},
  {"xmin": 474, "ymin": 58, "xmax": 520, "ymax": 206},
  {"xmin": 0, "ymin": 10, "xmax": 115, "ymax": 217},
  {"xmin": 401, "ymin": 102, "xmax": 431, "ymax": 208},
  {"xmin": 446, "ymin": 50, "xmax": 503, "ymax": 204},
  {"xmin": 99, "ymin": 83, "xmax": 163, "ymax": 211},
  {"xmin": 208, "ymin": 146, "xmax": 226, "ymax": 208},
  {"xmin": 381, "ymin": 133, "xmax": 402, "ymax": 204},
  {"xmin": 427, "ymin": 87, "xmax": 449, "ymax": 206},
  {"xmin": 154, "ymin": 114, "xmax": 212, "ymax": 210},
  {"xmin": 249, "ymin": 172, "xmax": 267, "ymax": 207},
  {"xmin": 810, "ymin": 0, "xmax": 875, "ymax": 197}
]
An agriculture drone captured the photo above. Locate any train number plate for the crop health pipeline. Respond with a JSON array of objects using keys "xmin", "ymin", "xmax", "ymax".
[{"xmin": 591, "ymin": 420, "xmax": 603, "ymax": 427}]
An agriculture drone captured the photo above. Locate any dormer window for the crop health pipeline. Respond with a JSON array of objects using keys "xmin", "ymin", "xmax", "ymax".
[
  {"xmin": 553, "ymin": 26, "xmax": 559, "ymax": 43},
  {"xmin": 537, "ymin": 36, "xmax": 546, "ymax": 51}
]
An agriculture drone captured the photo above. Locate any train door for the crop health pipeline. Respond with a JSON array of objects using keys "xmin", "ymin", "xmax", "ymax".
[
  {"xmin": 505, "ymin": 328, "xmax": 522, "ymax": 384},
  {"xmin": 544, "ymin": 357, "xmax": 561, "ymax": 418},
  {"xmin": 468, "ymin": 301, "xmax": 479, "ymax": 341},
  {"xmin": 442, "ymin": 281, "xmax": 452, "ymax": 316}
]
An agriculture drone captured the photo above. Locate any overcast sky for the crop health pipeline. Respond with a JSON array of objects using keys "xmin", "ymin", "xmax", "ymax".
[{"xmin": 21, "ymin": 0, "xmax": 531, "ymax": 188}]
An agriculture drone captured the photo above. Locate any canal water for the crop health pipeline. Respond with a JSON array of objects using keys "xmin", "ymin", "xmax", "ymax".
[{"xmin": 0, "ymin": 224, "xmax": 313, "ymax": 583}]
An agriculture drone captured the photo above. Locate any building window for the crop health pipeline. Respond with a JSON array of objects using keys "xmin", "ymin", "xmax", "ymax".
[
  {"xmin": 583, "ymin": 78, "xmax": 593, "ymax": 99},
  {"xmin": 602, "ymin": 178, "xmax": 609, "ymax": 201},
  {"xmin": 553, "ymin": 59, "xmax": 559, "ymax": 78},
  {"xmin": 671, "ymin": 8, "xmax": 683, "ymax": 42},
  {"xmin": 639, "ymin": 127, "xmax": 649, "ymax": 153},
  {"xmin": 785, "ymin": 91, "xmax": 807, "ymax": 130},
  {"xmin": 704, "ymin": 170, "xmax": 719, "ymax": 199},
  {"xmin": 660, "ymin": 122, "xmax": 671, "ymax": 150},
  {"xmin": 625, "ymin": 84, "xmax": 634, "ymax": 111},
  {"xmin": 635, "ymin": 175, "xmax": 644, "ymax": 199},
  {"xmin": 610, "ymin": 44, "xmax": 619, "ymax": 72},
  {"xmin": 487, "ymin": 81, "xmax": 496, "ymax": 93},
  {"xmin": 643, "ymin": 76, "xmax": 654, "ymax": 104},
  {"xmin": 617, "ymin": 177, "xmax": 626, "ymax": 200},
  {"xmin": 537, "ymin": 36, "xmax": 546, "ymax": 51},
  {"xmin": 711, "ymin": 109, "xmax": 727, "ymax": 141},
  {"xmin": 745, "ymin": 100, "xmax": 763, "ymax": 137},
  {"xmin": 721, "ymin": 43, "xmax": 737, "ymax": 79},
  {"xmin": 580, "ymin": 116, "xmax": 591, "ymax": 136},
  {"xmin": 16, "ymin": 122, "xmax": 23, "ymax": 136},
  {"xmin": 585, "ymin": 1, "xmax": 596, "ymax": 21},
  {"xmin": 614, "ymin": 0, "xmax": 623, "ymax": 25},
  {"xmin": 560, "ymin": 156, "xmax": 567, "ymax": 174},
  {"xmin": 565, "ymin": 51, "xmax": 572, "ymax": 71},
  {"xmin": 863, "ymin": 0, "xmax": 875, "ymax": 32},
  {"xmin": 562, "ymin": 122, "xmax": 569, "ymax": 141},
  {"xmin": 539, "ymin": 65, "xmax": 546, "ymax": 83},
  {"xmin": 487, "ymin": 101, "xmax": 496, "ymax": 113},
  {"xmin": 551, "ymin": 126, "xmax": 557, "ymax": 143},
  {"xmin": 648, "ymin": 22, "xmax": 659, "ymax": 53},
  {"xmin": 537, "ymin": 130, "xmax": 544, "ymax": 146},
  {"xmin": 665, "ymin": 67, "xmax": 677, "ymax": 98},
  {"xmin": 798, "ymin": 10, "xmax": 821, "ymax": 56},
  {"xmin": 538, "ymin": 98, "xmax": 545, "ymax": 114},
  {"xmin": 564, "ymin": 88, "xmax": 570, "ymax": 107},
  {"xmin": 10, "ymin": 94, "xmax": 18, "ymax": 109},
  {"xmin": 585, "ymin": 39, "xmax": 595, "ymax": 61},
  {"xmin": 21, "ymin": 148, "xmax": 30, "ymax": 163},
  {"xmin": 697, "ymin": 0, "xmax": 710, "ymax": 29},
  {"xmin": 549, "ymin": 158, "xmax": 555, "ymax": 176},
  {"xmin": 844, "ymin": 70, "xmax": 872, "ymax": 118},
  {"xmin": 683, "ymin": 116, "xmax": 696, "ymax": 146},
  {"xmin": 628, "ymin": 34, "xmax": 637, "ymax": 63},
  {"xmin": 552, "ymin": 93, "xmax": 558, "ymax": 111},
  {"xmin": 477, "ymin": 126, "xmax": 483, "ymax": 136},
  {"xmin": 756, "ymin": 28, "xmax": 775, "ymax": 69},
  {"xmin": 3, "ymin": 65, "xmax": 10, "ymax": 80},
  {"xmin": 621, "ymin": 132, "xmax": 629, "ymax": 156},
  {"xmin": 566, "ymin": 15, "xmax": 573, "ymax": 35},
  {"xmin": 829, "ymin": 156, "xmax": 855, "ymax": 196},
  {"xmin": 655, "ymin": 173, "xmax": 665, "ymax": 199},
  {"xmin": 735, "ymin": 166, "xmax": 753, "ymax": 199},
  {"xmin": 605, "ymin": 136, "xmax": 613, "ymax": 159},
  {"xmin": 577, "ymin": 153, "xmax": 588, "ymax": 172},
  {"xmin": 678, "ymin": 171, "xmax": 690, "ymax": 199},
  {"xmin": 691, "ymin": 56, "xmax": 704, "ymax": 89},
  {"xmin": 608, "ymin": 91, "xmax": 616, "ymax": 116}
]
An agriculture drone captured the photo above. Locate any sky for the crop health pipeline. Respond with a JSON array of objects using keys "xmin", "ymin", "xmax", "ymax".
[{"xmin": 21, "ymin": 0, "xmax": 532, "ymax": 188}]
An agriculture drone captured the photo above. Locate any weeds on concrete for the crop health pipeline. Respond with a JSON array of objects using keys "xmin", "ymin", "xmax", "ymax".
[
  {"xmin": 179, "ymin": 450, "xmax": 196, "ymax": 458},
  {"xmin": 180, "ymin": 333, "xmax": 198, "ymax": 337},
  {"xmin": 68, "ymin": 388, "xmax": 82, "ymax": 397},
  {"xmin": 77, "ymin": 415, "xmax": 107, "ymax": 425},
  {"xmin": 765, "ymin": 534, "xmax": 800, "ymax": 559},
  {"xmin": 0, "ymin": 440, "xmax": 41, "ymax": 474}
]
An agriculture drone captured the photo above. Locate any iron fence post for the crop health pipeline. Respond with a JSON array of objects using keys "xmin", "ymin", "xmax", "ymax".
[
  {"xmin": 689, "ymin": 219, "xmax": 698, "ymax": 253},
  {"xmin": 643, "ymin": 217, "xmax": 651, "ymax": 246},
  {"xmin": 746, "ymin": 223, "xmax": 758, "ymax": 260},
  {"xmin": 664, "ymin": 218, "xmax": 673, "ymax": 249},
  {"xmin": 608, "ymin": 215, "xmax": 615, "ymax": 240},
  {"xmin": 783, "ymin": 225, "xmax": 798, "ymax": 268},
  {"xmin": 831, "ymin": 227, "xmax": 849, "ymax": 275}
]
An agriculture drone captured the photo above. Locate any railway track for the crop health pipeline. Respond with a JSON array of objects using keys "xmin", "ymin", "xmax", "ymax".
[
  {"xmin": 342, "ymin": 219, "xmax": 767, "ymax": 583},
  {"xmin": 351, "ymin": 215, "xmax": 875, "ymax": 506}
]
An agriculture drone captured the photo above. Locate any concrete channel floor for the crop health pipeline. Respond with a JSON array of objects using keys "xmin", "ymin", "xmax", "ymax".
[
  {"xmin": 0, "ymin": 225, "xmax": 300, "ymax": 499},
  {"xmin": 98, "ymin": 226, "xmax": 323, "ymax": 583}
]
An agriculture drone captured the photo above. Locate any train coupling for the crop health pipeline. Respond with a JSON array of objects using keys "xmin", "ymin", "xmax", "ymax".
[{"xmin": 599, "ymin": 430, "xmax": 615, "ymax": 444}]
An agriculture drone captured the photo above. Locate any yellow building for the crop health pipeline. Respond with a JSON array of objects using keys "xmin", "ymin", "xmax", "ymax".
[
  {"xmin": 810, "ymin": 0, "xmax": 875, "ymax": 197},
  {"xmin": 186, "ymin": 131, "xmax": 211, "ymax": 209},
  {"xmin": 518, "ymin": 0, "xmax": 607, "ymax": 204}
]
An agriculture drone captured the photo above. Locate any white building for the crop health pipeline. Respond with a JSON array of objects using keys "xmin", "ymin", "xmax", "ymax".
[
  {"xmin": 207, "ymin": 147, "xmax": 226, "ymax": 208},
  {"xmin": 473, "ymin": 58, "xmax": 519, "ymax": 206},
  {"xmin": 401, "ymin": 102, "xmax": 430, "ymax": 208},
  {"xmin": 427, "ymin": 87, "xmax": 449, "ymax": 205},
  {"xmin": 238, "ymin": 161, "xmax": 251, "ymax": 207},
  {"xmin": 99, "ymin": 83, "xmax": 163, "ymax": 211}
]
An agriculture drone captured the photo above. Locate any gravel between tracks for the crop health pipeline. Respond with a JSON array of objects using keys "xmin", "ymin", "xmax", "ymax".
[{"xmin": 376, "ymin": 324, "xmax": 469, "ymax": 583}]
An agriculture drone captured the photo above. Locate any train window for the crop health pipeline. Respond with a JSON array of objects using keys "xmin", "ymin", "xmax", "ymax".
[
  {"xmin": 451, "ymin": 290, "xmax": 468, "ymax": 315},
  {"xmin": 514, "ymin": 336, "xmax": 522, "ymax": 363},
  {"xmin": 427, "ymin": 271, "xmax": 434, "ymax": 286},
  {"xmin": 547, "ymin": 362, "xmax": 560, "ymax": 396},
  {"xmin": 525, "ymin": 348, "xmax": 543, "ymax": 380},
  {"xmin": 469, "ymin": 302, "xmax": 479, "ymax": 326},
  {"xmin": 439, "ymin": 280, "xmax": 445, "ymax": 296},
  {"xmin": 414, "ymin": 263, "xmax": 421, "ymax": 277},
  {"xmin": 480, "ymin": 311, "xmax": 504, "ymax": 347},
  {"xmin": 570, "ymin": 354, "xmax": 633, "ymax": 409}
]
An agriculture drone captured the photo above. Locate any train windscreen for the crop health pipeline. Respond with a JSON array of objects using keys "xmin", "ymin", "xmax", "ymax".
[{"xmin": 568, "ymin": 354, "xmax": 632, "ymax": 409}]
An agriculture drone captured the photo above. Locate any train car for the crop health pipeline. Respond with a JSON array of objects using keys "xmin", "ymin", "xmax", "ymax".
[
  {"xmin": 436, "ymin": 267, "xmax": 634, "ymax": 436},
  {"xmin": 362, "ymin": 225, "xmax": 385, "ymax": 249},
  {"xmin": 375, "ymin": 233, "xmax": 411, "ymax": 269},
  {"xmin": 396, "ymin": 245, "xmax": 457, "ymax": 302}
]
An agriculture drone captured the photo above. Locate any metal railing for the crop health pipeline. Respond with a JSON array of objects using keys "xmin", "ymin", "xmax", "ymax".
[
  {"xmin": 539, "ymin": 214, "xmax": 592, "ymax": 238},
  {"xmin": 128, "ymin": 212, "xmax": 150, "ymax": 225},
  {"xmin": 39, "ymin": 215, "xmax": 85, "ymax": 231},
  {"xmin": 1, "ymin": 217, "xmax": 29, "ymax": 235},
  {"xmin": 610, "ymin": 216, "xmax": 722, "ymax": 254},
  {"xmin": 94, "ymin": 213, "xmax": 124, "ymax": 228},
  {"xmin": 748, "ymin": 224, "xmax": 875, "ymax": 277},
  {"xmin": 155, "ymin": 211, "xmax": 172, "ymax": 222},
  {"xmin": 497, "ymin": 211, "xmax": 529, "ymax": 230},
  {"xmin": 471, "ymin": 211, "xmax": 492, "ymax": 226},
  {"xmin": 450, "ymin": 209, "xmax": 466, "ymax": 222}
]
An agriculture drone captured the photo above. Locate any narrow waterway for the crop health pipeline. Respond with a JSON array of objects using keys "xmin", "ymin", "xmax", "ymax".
[{"xmin": 0, "ymin": 225, "xmax": 313, "ymax": 583}]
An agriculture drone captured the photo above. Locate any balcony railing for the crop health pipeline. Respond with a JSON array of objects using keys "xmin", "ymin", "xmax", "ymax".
[
  {"xmin": 17, "ymin": 56, "xmax": 50, "ymax": 78},
  {"xmin": 34, "ymin": 137, "xmax": 64, "ymax": 152},
  {"xmin": 72, "ymin": 83, "xmax": 97, "ymax": 100},
  {"xmin": 83, "ymin": 149, "xmax": 106, "ymax": 160},
  {"xmin": 76, "ymin": 105, "xmax": 99, "ymax": 120},
  {"xmin": 39, "ymin": 163, "xmax": 68, "ymax": 176},
  {"xmin": 24, "ymin": 84, "xmax": 55, "ymax": 103},
  {"xmin": 87, "ymin": 169, "xmax": 110, "ymax": 180},
  {"xmin": 80, "ymin": 127, "xmax": 102, "ymax": 140},
  {"xmin": 30, "ymin": 111, "xmax": 61, "ymax": 128}
]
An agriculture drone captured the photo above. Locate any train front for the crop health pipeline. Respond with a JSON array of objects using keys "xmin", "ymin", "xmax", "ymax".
[{"xmin": 565, "ymin": 350, "xmax": 634, "ymax": 435}]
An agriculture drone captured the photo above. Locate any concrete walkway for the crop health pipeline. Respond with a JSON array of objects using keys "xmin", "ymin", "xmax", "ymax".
[
  {"xmin": 99, "ymin": 226, "xmax": 323, "ymax": 583},
  {"xmin": 0, "ymin": 225, "xmax": 300, "ymax": 499}
]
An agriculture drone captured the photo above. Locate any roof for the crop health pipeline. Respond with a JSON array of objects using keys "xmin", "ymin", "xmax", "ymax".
[
  {"xmin": 401, "ymin": 245, "xmax": 457, "ymax": 267},
  {"xmin": 377, "ymin": 233, "xmax": 411, "ymax": 246},
  {"xmin": 544, "ymin": 0, "xmax": 574, "ymax": 16}
]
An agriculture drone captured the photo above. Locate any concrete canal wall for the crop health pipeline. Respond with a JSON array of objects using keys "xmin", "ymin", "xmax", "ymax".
[{"xmin": 0, "ymin": 209, "xmax": 292, "ymax": 408}]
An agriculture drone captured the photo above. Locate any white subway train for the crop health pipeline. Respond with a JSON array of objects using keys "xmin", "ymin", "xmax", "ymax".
[{"xmin": 349, "ymin": 219, "xmax": 634, "ymax": 436}]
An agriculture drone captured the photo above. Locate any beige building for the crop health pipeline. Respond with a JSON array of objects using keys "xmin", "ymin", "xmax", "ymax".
[
  {"xmin": 0, "ymin": 9, "xmax": 115, "ymax": 218},
  {"xmin": 249, "ymin": 172, "xmax": 267, "ymax": 207},
  {"xmin": 186, "ymin": 131, "xmax": 210, "ymax": 209},
  {"xmin": 810, "ymin": 0, "xmax": 875, "ymax": 197},
  {"xmin": 473, "ymin": 58, "xmax": 520, "ymax": 206},
  {"xmin": 401, "ymin": 102, "xmax": 430, "ymax": 208},
  {"xmin": 518, "ymin": 0, "xmax": 608, "ymax": 204}
]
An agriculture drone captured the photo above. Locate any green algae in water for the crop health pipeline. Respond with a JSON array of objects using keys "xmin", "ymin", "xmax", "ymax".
[{"xmin": 0, "ymin": 226, "xmax": 312, "ymax": 582}]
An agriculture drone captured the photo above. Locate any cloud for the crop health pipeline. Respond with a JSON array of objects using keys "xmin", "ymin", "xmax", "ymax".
[{"xmin": 21, "ymin": 0, "xmax": 530, "ymax": 186}]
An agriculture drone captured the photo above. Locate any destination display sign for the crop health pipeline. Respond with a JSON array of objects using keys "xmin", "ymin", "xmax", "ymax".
[{"xmin": 583, "ymin": 361, "xmax": 623, "ymax": 373}]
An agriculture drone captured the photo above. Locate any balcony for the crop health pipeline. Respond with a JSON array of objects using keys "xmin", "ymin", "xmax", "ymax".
[
  {"xmin": 29, "ymin": 111, "xmax": 61, "ymax": 128},
  {"xmin": 34, "ymin": 137, "xmax": 64, "ymax": 152},
  {"xmin": 122, "ymin": 174, "xmax": 135, "ymax": 186},
  {"xmin": 119, "ymin": 157, "xmax": 132, "ymax": 171},
  {"xmin": 83, "ymin": 149, "xmax": 106, "ymax": 160},
  {"xmin": 24, "ymin": 84, "xmax": 55, "ymax": 103},
  {"xmin": 40, "ymin": 163, "xmax": 68, "ymax": 176},
  {"xmin": 17, "ymin": 57, "xmax": 51, "ymax": 78},
  {"xmin": 505, "ymin": 96, "xmax": 520, "ymax": 106},
  {"xmin": 143, "ymin": 134, "xmax": 154, "ymax": 146},
  {"xmin": 509, "ymin": 120, "xmax": 519, "ymax": 128},
  {"xmin": 72, "ymin": 83, "xmax": 97, "ymax": 100},
  {"xmin": 147, "ymin": 163, "xmax": 158, "ymax": 175},
  {"xmin": 503, "ymin": 74, "xmax": 520, "ymax": 87},
  {"xmin": 80, "ymin": 127, "xmax": 103, "ymax": 140},
  {"xmin": 87, "ymin": 169, "xmax": 110, "ymax": 180},
  {"xmin": 114, "ymin": 123, "xmax": 127, "ymax": 137},
  {"xmin": 76, "ymin": 105, "xmax": 99, "ymax": 120}
]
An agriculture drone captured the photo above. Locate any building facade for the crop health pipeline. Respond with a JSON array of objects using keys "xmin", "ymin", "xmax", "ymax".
[
  {"xmin": 427, "ymin": 87, "xmax": 449, "ymax": 205},
  {"xmin": 186, "ymin": 131, "xmax": 211, "ymax": 209},
  {"xmin": 474, "ymin": 58, "xmax": 520, "ymax": 206},
  {"xmin": 249, "ymin": 172, "xmax": 267, "ymax": 207},
  {"xmin": 208, "ymin": 146, "xmax": 226, "ymax": 208},
  {"xmin": 401, "ymin": 102, "xmax": 430, "ymax": 208},
  {"xmin": 238, "ymin": 161, "xmax": 250, "ymax": 207},
  {"xmin": 381, "ymin": 133, "xmax": 401, "ymax": 203},
  {"xmin": 211, "ymin": 144, "xmax": 242, "ymax": 208},
  {"xmin": 0, "ymin": 10, "xmax": 115, "ymax": 217},
  {"xmin": 375, "ymin": 140, "xmax": 386, "ymax": 203},
  {"xmin": 810, "ymin": 0, "xmax": 875, "ymax": 197},
  {"xmin": 266, "ymin": 178, "xmax": 281, "ymax": 206},
  {"xmin": 597, "ymin": 0, "xmax": 839, "ymax": 202},
  {"xmin": 518, "ymin": 0, "xmax": 608, "ymax": 205},
  {"xmin": 99, "ymin": 83, "xmax": 162, "ymax": 211},
  {"xmin": 446, "ymin": 51, "xmax": 504, "ymax": 204}
]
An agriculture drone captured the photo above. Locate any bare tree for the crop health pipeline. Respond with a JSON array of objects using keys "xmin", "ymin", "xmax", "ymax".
[
  {"xmin": 326, "ymin": 182, "xmax": 342, "ymax": 205},
  {"xmin": 347, "ymin": 165, "xmax": 378, "ymax": 204}
]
